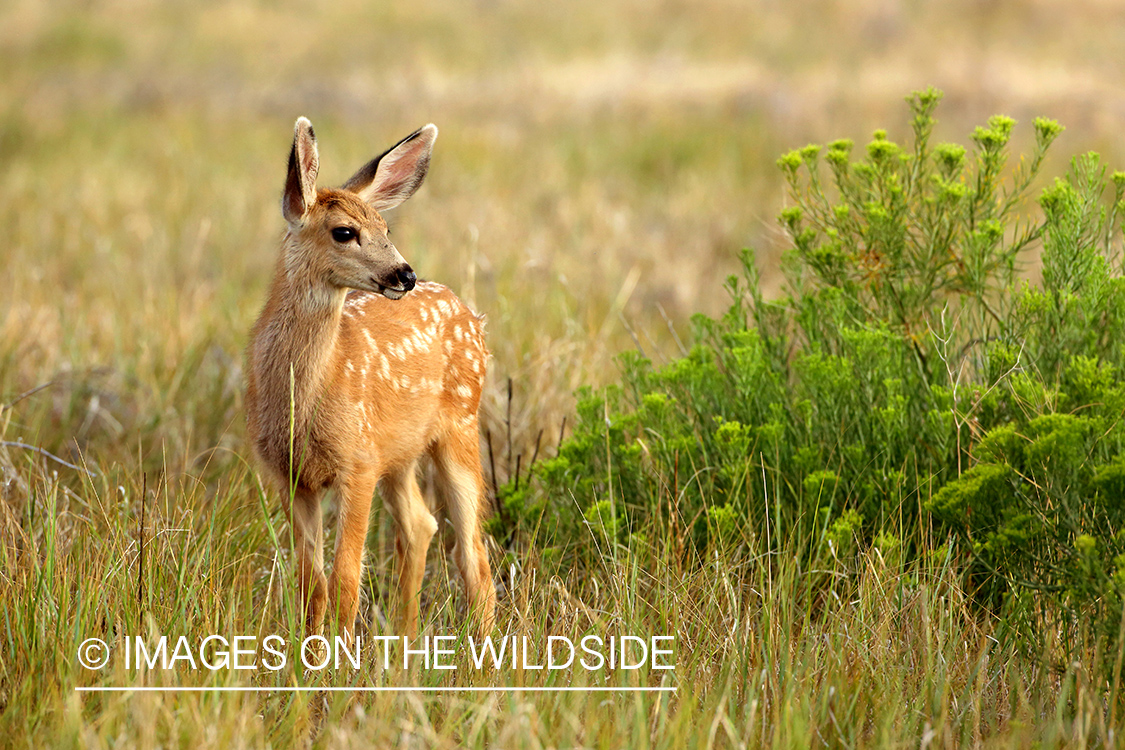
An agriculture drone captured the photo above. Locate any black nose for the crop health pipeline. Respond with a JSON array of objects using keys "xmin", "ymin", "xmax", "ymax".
[{"xmin": 397, "ymin": 266, "xmax": 416, "ymax": 291}]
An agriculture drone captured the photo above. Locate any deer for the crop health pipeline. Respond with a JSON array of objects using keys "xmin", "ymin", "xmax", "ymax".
[{"xmin": 245, "ymin": 117, "xmax": 496, "ymax": 640}]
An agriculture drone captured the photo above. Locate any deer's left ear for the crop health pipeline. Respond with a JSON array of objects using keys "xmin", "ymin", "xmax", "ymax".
[
  {"xmin": 343, "ymin": 124, "xmax": 437, "ymax": 212},
  {"xmin": 282, "ymin": 117, "xmax": 320, "ymax": 225}
]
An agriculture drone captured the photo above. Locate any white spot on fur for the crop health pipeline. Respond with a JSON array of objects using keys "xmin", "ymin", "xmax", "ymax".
[{"xmin": 345, "ymin": 294, "xmax": 369, "ymax": 318}]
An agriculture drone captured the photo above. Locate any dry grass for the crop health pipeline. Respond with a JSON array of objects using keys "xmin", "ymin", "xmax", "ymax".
[
  {"xmin": 3, "ymin": 0, "xmax": 1125, "ymax": 746},
  {"xmin": 4, "ymin": 0, "xmax": 1125, "ymax": 456}
]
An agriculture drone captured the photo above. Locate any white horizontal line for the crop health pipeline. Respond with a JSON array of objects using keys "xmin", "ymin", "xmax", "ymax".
[{"xmin": 76, "ymin": 686, "xmax": 676, "ymax": 693}]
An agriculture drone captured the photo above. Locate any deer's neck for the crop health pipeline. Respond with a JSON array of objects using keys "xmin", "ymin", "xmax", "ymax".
[{"xmin": 252, "ymin": 263, "xmax": 348, "ymax": 432}]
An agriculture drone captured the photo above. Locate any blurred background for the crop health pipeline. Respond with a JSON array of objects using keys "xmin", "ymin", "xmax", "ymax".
[{"xmin": 2, "ymin": 0, "xmax": 1125, "ymax": 475}]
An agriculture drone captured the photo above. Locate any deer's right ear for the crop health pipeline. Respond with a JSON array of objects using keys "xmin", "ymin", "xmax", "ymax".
[
  {"xmin": 343, "ymin": 124, "xmax": 437, "ymax": 212},
  {"xmin": 282, "ymin": 117, "xmax": 320, "ymax": 225}
]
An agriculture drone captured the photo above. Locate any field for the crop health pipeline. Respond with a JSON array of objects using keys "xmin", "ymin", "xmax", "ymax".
[{"xmin": 4, "ymin": 0, "xmax": 1125, "ymax": 747}]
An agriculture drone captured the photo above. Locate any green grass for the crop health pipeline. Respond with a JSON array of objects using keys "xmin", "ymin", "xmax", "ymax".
[
  {"xmin": 5, "ymin": 0, "xmax": 1125, "ymax": 746},
  {"xmin": 2, "ymin": 456, "xmax": 1118, "ymax": 747}
]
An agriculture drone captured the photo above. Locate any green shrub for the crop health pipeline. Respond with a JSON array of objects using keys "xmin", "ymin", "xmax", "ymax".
[{"xmin": 510, "ymin": 88, "xmax": 1125, "ymax": 663}]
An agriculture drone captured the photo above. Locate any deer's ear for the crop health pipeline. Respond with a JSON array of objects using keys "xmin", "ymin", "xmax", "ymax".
[
  {"xmin": 343, "ymin": 124, "xmax": 437, "ymax": 212},
  {"xmin": 282, "ymin": 117, "xmax": 319, "ymax": 225}
]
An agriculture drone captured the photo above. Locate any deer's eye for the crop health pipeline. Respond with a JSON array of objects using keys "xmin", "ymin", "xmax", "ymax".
[{"xmin": 331, "ymin": 227, "xmax": 357, "ymax": 243}]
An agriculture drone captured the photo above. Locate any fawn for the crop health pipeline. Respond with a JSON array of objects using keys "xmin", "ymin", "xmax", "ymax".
[{"xmin": 245, "ymin": 117, "xmax": 496, "ymax": 639}]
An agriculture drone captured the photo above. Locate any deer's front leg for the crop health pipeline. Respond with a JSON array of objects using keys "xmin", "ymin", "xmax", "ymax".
[
  {"xmin": 288, "ymin": 486, "xmax": 327, "ymax": 634},
  {"xmin": 328, "ymin": 469, "xmax": 378, "ymax": 638}
]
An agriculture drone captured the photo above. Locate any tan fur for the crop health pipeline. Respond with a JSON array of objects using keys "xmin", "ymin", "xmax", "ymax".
[{"xmin": 245, "ymin": 119, "xmax": 496, "ymax": 638}]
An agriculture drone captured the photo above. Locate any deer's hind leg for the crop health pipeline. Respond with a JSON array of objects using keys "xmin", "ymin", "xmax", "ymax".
[
  {"xmin": 382, "ymin": 461, "xmax": 438, "ymax": 638},
  {"xmin": 431, "ymin": 422, "xmax": 496, "ymax": 636}
]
